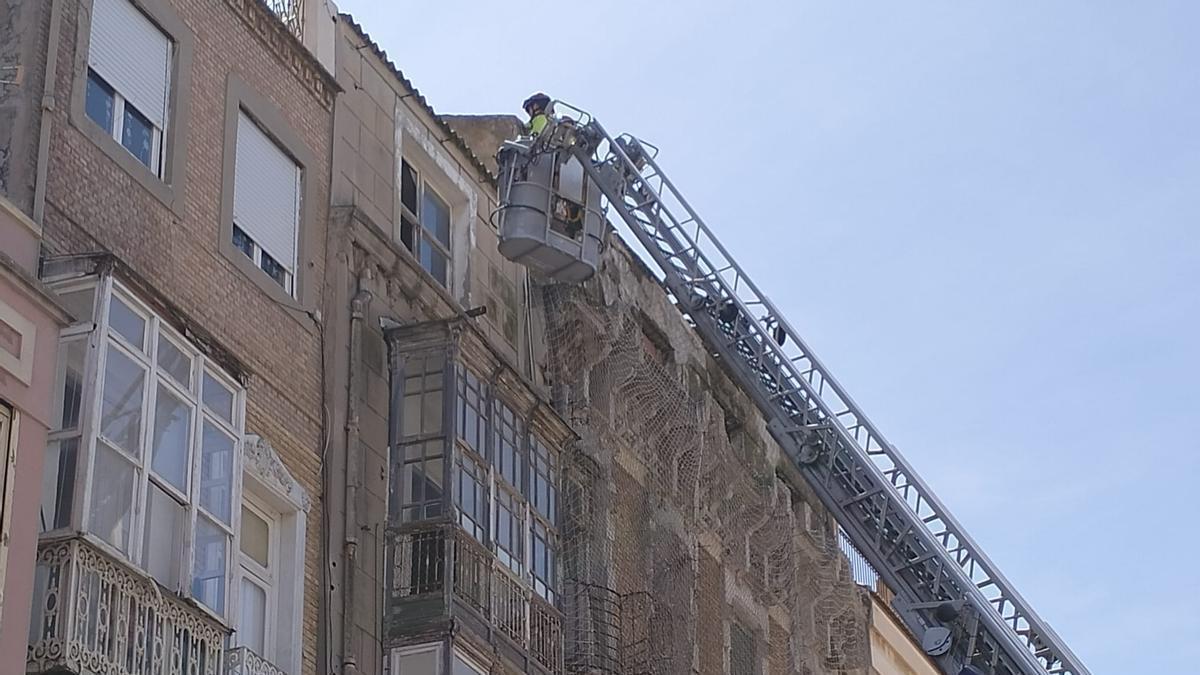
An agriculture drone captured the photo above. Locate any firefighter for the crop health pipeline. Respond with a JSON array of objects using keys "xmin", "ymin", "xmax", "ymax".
[{"xmin": 522, "ymin": 92, "xmax": 552, "ymax": 136}]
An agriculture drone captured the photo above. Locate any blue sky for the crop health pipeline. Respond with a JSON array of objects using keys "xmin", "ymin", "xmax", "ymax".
[{"xmin": 335, "ymin": 2, "xmax": 1199, "ymax": 671}]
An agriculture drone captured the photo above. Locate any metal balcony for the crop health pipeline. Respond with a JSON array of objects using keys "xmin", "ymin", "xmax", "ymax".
[
  {"xmin": 225, "ymin": 646, "xmax": 287, "ymax": 675},
  {"xmin": 27, "ymin": 535, "xmax": 229, "ymax": 675},
  {"xmin": 265, "ymin": 0, "xmax": 303, "ymax": 38},
  {"xmin": 386, "ymin": 523, "xmax": 564, "ymax": 674}
]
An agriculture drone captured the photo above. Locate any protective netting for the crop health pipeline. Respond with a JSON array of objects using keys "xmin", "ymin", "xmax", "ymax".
[{"xmin": 540, "ymin": 270, "xmax": 870, "ymax": 675}]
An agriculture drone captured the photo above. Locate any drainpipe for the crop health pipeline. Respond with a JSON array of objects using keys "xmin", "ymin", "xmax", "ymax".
[
  {"xmin": 343, "ymin": 282, "xmax": 372, "ymax": 675},
  {"xmin": 33, "ymin": 0, "xmax": 65, "ymax": 224}
]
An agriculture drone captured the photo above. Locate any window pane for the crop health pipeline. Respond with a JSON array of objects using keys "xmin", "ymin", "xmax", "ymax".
[
  {"xmin": 157, "ymin": 336, "xmax": 191, "ymax": 387},
  {"xmin": 421, "ymin": 189, "xmax": 451, "ymax": 248},
  {"xmin": 54, "ymin": 339, "xmax": 87, "ymax": 432},
  {"xmin": 99, "ymin": 345, "xmax": 145, "ymax": 456},
  {"xmin": 260, "ymin": 249, "xmax": 289, "ymax": 290},
  {"xmin": 232, "ymin": 224, "xmax": 255, "ymax": 259},
  {"xmin": 455, "ymin": 454, "xmax": 487, "ymax": 542},
  {"xmin": 456, "ymin": 370, "xmax": 486, "ymax": 457},
  {"xmin": 398, "ymin": 648, "xmax": 440, "ymax": 675},
  {"xmin": 150, "ymin": 384, "xmax": 191, "ymax": 490},
  {"xmin": 453, "ymin": 654, "xmax": 486, "ymax": 675},
  {"xmin": 400, "ymin": 160, "xmax": 418, "ymax": 215},
  {"xmin": 240, "ymin": 504, "xmax": 270, "ymax": 569},
  {"xmin": 400, "ymin": 216, "xmax": 417, "ymax": 254},
  {"xmin": 192, "ymin": 515, "xmax": 228, "ymax": 615},
  {"xmin": 199, "ymin": 421, "xmax": 235, "ymax": 524},
  {"xmin": 202, "ymin": 371, "xmax": 234, "ymax": 424},
  {"xmin": 142, "ymin": 482, "xmax": 185, "ymax": 589},
  {"xmin": 239, "ymin": 577, "xmax": 267, "ymax": 656},
  {"xmin": 108, "ymin": 296, "xmax": 146, "ymax": 350},
  {"xmin": 121, "ymin": 103, "xmax": 155, "ymax": 169},
  {"xmin": 85, "ymin": 69, "xmax": 115, "ymax": 133},
  {"xmin": 88, "ymin": 441, "xmax": 135, "ymax": 553},
  {"xmin": 494, "ymin": 403, "xmax": 522, "ymax": 489},
  {"xmin": 57, "ymin": 287, "xmax": 96, "ymax": 325},
  {"xmin": 419, "ymin": 241, "xmax": 448, "ymax": 287},
  {"xmin": 40, "ymin": 437, "xmax": 78, "ymax": 532}
]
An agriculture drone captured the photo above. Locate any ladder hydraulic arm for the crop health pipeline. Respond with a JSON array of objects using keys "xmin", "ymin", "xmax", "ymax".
[{"xmin": 545, "ymin": 107, "xmax": 1090, "ymax": 675}]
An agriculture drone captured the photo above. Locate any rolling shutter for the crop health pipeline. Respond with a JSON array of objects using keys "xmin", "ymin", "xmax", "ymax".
[
  {"xmin": 233, "ymin": 112, "xmax": 301, "ymax": 272},
  {"xmin": 88, "ymin": 0, "xmax": 171, "ymax": 128}
]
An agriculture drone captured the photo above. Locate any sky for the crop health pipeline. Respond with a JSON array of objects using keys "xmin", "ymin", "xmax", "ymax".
[{"xmin": 335, "ymin": 2, "xmax": 1200, "ymax": 672}]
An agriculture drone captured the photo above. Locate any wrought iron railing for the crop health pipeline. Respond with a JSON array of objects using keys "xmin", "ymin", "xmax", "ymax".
[
  {"xmin": 388, "ymin": 523, "xmax": 565, "ymax": 673},
  {"xmin": 27, "ymin": 535, "xmax": 229, "ymax": 675},
  {"xmin": 264, "ymin": 0, "xmax": 304, "ymax": 38},
  {"xmin": 225, "ymin": 646, "xmax": 286, "ymax": 675}
]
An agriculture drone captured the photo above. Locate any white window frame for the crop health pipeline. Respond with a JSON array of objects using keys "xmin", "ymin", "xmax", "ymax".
[
  {"xmin": 392, "ymin": 643, "xmax": 445, "ymax": 675},
  {"xmin": 236, "ymin": 493, "xmax": 279, "ymax": 657},
  {"xmin": 43, "ymin": 276, "xmax": 245, "ymax": 621},
  {"xmin": 84, "ymin": 0, "xmax": 173, "ymax": 180},
  {"xmin": 399, "ymin": 158, "xmax": 453, "ymax": 288},
  {"xmin": 232, "ymin": 110, "xmax": 302, "ymax": 297},
  {"xmin": 236, "ymin": 434, "xmax": 310, "ymax": 674}
]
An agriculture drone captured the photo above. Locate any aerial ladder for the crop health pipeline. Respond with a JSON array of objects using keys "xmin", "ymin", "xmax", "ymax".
[{"xmin": 495, "ymin": 103, "xmax": 1091, "ymax": 675}]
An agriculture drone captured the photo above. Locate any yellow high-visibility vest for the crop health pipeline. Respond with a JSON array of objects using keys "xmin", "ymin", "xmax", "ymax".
[{"xmin": 529, "ymin": 114, "xmax": 550, "ymax": 135}]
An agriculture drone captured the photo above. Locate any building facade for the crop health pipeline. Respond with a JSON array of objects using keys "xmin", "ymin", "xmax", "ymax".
[
  {"xmin": 0, "ymin": 2, "xmax": 884, "ymax": 674},
  {"xmin": 1, "ymin": 0, "xmax": 336, "ymax": 673}
]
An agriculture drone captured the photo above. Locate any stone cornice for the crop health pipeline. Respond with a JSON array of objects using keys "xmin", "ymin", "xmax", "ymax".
[{"xmin": 223, "ymin": 0, "xmax": 340, "ymax": 110}]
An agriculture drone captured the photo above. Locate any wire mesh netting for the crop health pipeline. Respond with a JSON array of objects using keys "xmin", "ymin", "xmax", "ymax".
[{"xmin": 540, "ymin": 269, "xmax": 871, "ymax": 675}]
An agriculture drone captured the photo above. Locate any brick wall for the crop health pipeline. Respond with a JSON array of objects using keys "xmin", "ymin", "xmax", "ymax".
[{"xmin": 36, "ymin": 2, "xmax": 334, "ymax": 673}]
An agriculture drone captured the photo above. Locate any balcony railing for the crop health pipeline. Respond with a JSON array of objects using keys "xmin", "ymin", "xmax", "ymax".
[
  {"xmin": 225, "ymin": 646, "xmax": 286, "ymax": 675},
  {"xmin": 265, "ymin": 0, "xmax": 304, "ymax": 38},
  {"xmin": 27, "ymin": 535, "xmax": 229, "ymax": 675},
  {"xmin": 389, "ymin": 524, "xmax": 564, "ymax": 673}
]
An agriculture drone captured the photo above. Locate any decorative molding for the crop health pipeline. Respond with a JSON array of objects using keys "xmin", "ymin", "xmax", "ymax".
[
  {"xmin": 223, "ymin": 0, "xmax": 338, "ymax": 110},
  {"xmin": 243, "ymin": 434, "xmax": 312, "ymax": 512}
]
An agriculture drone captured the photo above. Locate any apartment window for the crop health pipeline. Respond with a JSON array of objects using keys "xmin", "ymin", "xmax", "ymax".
[
  {"xmin": 494, "ymin": 487, "xmax": 524, "ymax": 574},
  {"xmin": 455, "ymin": 368, "xmax": 487, "ymax": 458},
  {"xmin": 531, "ymin": 519, "xmax": 557, "ymax": 604},
  {"xmin": 393, "ymin": 644, "xmax": 442, "ymax": 674},
  {"xmin": 41, "ymin": 279, "xmax": 244, "ymax": 618},
  {"xmin": 237, "ymin": 496, "xmax": 277, "ymax": 657},
  {"xmin": 493, "ymin": 400, "xmax": 523, "ymax": 490},
  {"xmin": 397, "ymin": 354, "xmax": 446, "ymax": 523},
  {"xmin": 233, "ymin": 111, "xmax": 301, "ymax": 295},
  {"xmin": 454, "ymin": 452, "xmax": 487, "ymax": 543},
  {"xmin": 400, "ymin": 159, "xmax": 451, "ymax": 287},
  {"xmin": 85, "ymin": 0, "xmax": 172, "ymax": 175}
]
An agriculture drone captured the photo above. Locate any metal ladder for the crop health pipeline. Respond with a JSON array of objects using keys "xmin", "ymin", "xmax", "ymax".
[{"xmin": 549, "ymin": 107, "xmax": 1090, "ymax": 675}]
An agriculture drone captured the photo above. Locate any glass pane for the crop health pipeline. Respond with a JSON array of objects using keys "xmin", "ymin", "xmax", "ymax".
[
  {"xmin": 157, "ymin": 336, "xmax": 191, "ymax": 387},
  {"xmin": 54, "ymin": 339, "xmax": 87, "ymax": 432},
  {"xmin": 40, "ymin": 437, "xmax": 78, "ymax": 532},
  {"xmin": 421, "ymin": 189, "xmax": 451, "ymax": 248},
  {"xmin": 239, "ymin": 577, "xmax": 267, "ymax": 655},
  {"xmin": 260, "ymin": 250, "xmax": 289, "ymax": 290},
  {"xmin": 108, "ymin": 296, "xmax": 145, "ymax": 350},
  {"xmin": 232, "ymin": 224, "xmax": 255, "ymax": 259},
  {"xmin": 398, "ymin": 648, "xmax": 440, "ymax": 675},
  {"xmin": 150, "ymin": 385, "xmax": 191, "ymax": 490},
  {"xmin": 142, "ymin": 482, "xmax": 185, "ymax": 589},
  {"xmin": 56, "ymin": 287, "xmax": 96, "ymax": 325},
  {"xmin": 122, "ymin": 103, "xmax": 155, "ymax": 169},
  {"xmin": 85, "ymin": 69, "xmax": 115, "ymax": 133},
  {"xmin": 88, "ymin": 442, "xmax": 135, "ymax": 553},
  {"xmin": 240, "ymin": 505, "xmax": 270, "ymax": 569},
  {"xmin": 453, "ymin": 654, "xmax": 486, "ymax": 675},
  {"xmin": 400, "ymin": 160, "xmax": 418, "ymax": 215},
  {"xmin": 192, "ymin": 515, "xmax": 228, "ymax": 615},
  {"xmin": 419, "ymin": 241, "xmax": 448, "ymax": 287},
  {"xmin": 99, "ymin": 345, "xmax": 145, "ymax": 456},
  {"xmin": 199, "ymin": 421, "xmax": 235, "ymax": 524},
  {"xmin": 202, "ymin": 371, "xmax": 234, "ymax": 424}
]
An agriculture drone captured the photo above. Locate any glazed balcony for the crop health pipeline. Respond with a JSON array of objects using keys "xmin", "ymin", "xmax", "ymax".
[
  {"xmin": 27, "ymin": 535, "xmax": 229, "ymax": 675},
  {"xmin": 386, "ymin": 523, "xmax": 564, "ymax": 674}
]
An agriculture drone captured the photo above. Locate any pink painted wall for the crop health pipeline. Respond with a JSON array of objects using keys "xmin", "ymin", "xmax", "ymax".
[{"xmin": 0, "ymin": 203, "xmax": 66, "ymax": 675}]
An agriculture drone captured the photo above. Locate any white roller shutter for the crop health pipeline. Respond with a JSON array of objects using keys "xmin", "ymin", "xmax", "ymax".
[
  {"xmin": 234, "ymin": 112, "xmax": 301, "ymax": 273},
  {"xmin": 88, "ymin": 0, "xmax": 171, "ymax": 128}
]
